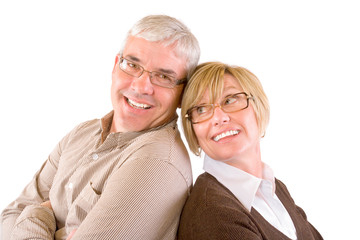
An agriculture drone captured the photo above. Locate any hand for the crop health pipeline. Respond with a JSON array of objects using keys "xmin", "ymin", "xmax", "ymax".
[
  {"xmin": 66, "ymin": 229, "xmax": 77, "ymax": 240},
  {"xmin": 40, "ymin": 200, "xmax": 52, "ymax": 210}
]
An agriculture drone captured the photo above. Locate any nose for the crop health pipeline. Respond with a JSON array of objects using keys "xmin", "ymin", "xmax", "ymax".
[
  {"xmin": 130, "ymin": 71, "xmax": 154, "ymax": 95},
  {"xmin": 212, "ymin": 106, "xmax": 230, "ymax": 126}
]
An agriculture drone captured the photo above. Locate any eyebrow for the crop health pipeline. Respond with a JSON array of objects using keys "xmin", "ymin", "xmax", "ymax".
[
  {"xmin": 126, "ymin": 55, "xmax": 141, "ymax": 62},
  {"xmin": 157, "ymin": 68, "xmax": 177, "ymax": 76},
  {"xmin": 124, "ymin": 55, "xmax": 177, "ymax": 76}
]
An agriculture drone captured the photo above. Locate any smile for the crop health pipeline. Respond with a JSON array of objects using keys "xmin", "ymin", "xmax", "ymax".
[
  {"xmin": 127, "ymin": 98, "xmax": 151, "ymax": 109},
  {"xmin": 213, "ymin": 130, "xmax": 239, "ymax": 142}
]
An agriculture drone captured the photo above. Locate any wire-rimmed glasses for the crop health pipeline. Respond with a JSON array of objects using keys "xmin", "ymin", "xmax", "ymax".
[
  {"xmin": 118, "ymin": 57, "xmax": 187, "ymax": 89},
  {"xmin": 185, "ymin": 92, "xmax": 253, "ymax": 124}
]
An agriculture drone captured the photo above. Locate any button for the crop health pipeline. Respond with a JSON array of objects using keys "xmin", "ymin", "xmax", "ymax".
[
  {"xmin": 68, "ymin": 182, "xmax": 73, "ymax": 189},
  {"xmin": 92, "ymin": 153, "xmax": 99, "ymax": 160}
]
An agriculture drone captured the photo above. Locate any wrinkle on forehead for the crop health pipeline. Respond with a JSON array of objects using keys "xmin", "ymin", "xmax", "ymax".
[{"xmin": 122, "ymin": 36, "xmax": 187, "ymax": 78}]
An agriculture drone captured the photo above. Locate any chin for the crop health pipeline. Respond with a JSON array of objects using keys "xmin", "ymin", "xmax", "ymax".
[{"xmin": 207, "ymin": 152, "xmax": 233, "ymax": 162}]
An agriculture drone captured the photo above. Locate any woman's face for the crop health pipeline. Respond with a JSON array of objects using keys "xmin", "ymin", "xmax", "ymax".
[{"xmin": 192, "ymin": 74, "xmax": 261, "ymax": 165}]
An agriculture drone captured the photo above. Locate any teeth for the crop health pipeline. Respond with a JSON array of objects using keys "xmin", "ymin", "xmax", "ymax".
[
  {"xmin": 213, "ymin": 130, "xmax": 239, "ymax": 142},
  {"xmin": 127, "ymin": 98, "xmax": 151, "ymax": 109}
]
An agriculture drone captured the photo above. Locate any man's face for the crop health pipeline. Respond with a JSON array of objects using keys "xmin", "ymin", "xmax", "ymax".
[{"xmin": 111, "ymin": 36, "xmax": 187, "ymax": 132}]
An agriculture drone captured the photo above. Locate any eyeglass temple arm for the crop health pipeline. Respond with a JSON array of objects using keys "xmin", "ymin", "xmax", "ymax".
[{"xmin": 176, "ymin": 78, "xmax": 187, "ymax": 85}]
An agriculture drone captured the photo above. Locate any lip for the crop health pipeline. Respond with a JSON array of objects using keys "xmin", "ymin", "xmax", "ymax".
[
  {"xmin": 124, "ymin": 96, "xmax": 154, "ymax": 110},
  {"xmin": 211, "ymin": 129, "xmax": 240, "ymax": 142}
]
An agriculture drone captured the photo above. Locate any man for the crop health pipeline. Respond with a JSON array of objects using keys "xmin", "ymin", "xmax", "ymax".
[{"xmin": 1, "ymin": 15, "xmax": 200, "ymax": 239}]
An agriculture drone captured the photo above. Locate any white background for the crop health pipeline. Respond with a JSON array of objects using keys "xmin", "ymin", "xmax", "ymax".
[{"xmin": 1, "ymin": 1, "xmax": 359, "ymax": 239}]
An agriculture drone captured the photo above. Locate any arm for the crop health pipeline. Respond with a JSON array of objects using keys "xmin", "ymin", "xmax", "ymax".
[
  {"xmin": 9, "ymin": 205, "xmax": 56, "ymax": 240},
  {"xmin": 1, "ymin": 156, "xmax": 58, "ymax": 240},
  {"xmin": 295, "ymin": 203, "xmax": 323, "ymax": 239},
  {"xmin": 276, "ymin": 179, "xmax": 323, "ymax": 240},
  {"xmin": 70, "ymin": 156, "xmax": 189, "ymax": 239},
  {"xmin": 9, "ymin": 201, "xmax": 56, "ymax": 240},
  {"xmin": 1, "ymin": 123, "xmax": 81, "ymax": 239}
]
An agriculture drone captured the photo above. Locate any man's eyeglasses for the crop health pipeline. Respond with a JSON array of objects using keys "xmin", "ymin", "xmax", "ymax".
[
  {"xmin": 118, "ymin": 57, "xmax": 187, "ymax": 89},
  {"xmin": 185, "ymin": 92, "xmax": 254, "ymax": 124}
]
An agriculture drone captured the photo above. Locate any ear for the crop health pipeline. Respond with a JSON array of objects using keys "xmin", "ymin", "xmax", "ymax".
[{"xmin": 112, "ymin": 55, "xmax": 120, "ymax": 73}]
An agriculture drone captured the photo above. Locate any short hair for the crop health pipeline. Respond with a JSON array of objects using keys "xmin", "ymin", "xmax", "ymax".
[
  {"xmin": 181, "ymin": 62, "xmax": 270, "ymax": 156},
  {"xmin": 119, "ymin": 15, "xmax": 200, "ymax": 79}
]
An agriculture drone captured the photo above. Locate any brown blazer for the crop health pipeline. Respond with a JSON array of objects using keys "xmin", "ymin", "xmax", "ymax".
[{"xmin": 178, "ymin": 172, "xmax": 323, "ymax": 240}]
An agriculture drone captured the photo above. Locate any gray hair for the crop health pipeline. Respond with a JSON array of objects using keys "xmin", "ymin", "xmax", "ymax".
[{"xmin": 119, "ymin": 15, "xmax": 200, "ymax": 78}]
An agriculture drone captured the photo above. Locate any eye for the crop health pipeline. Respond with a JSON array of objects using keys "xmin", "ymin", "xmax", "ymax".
[
  {"xmin": 157, "ymin": 73, "xmax": 172, "ymax": 81},
  {"xmin": 153, "ymin": 73, "xmax": 175, "ymax": 85},
  {"xmin": 224, "ymin": 96, "xmax": 237, "ymax": 105},
  {"xmin": 127, "ymin": 62, "xmax": 140, "ymax": 69},
  {"xmin": 196, "ymin": 106, "xmax": 209, "ymax": 115},
  {"xmin": 120, "ymin": 59, "xmax": 140, "ymax": 71}
]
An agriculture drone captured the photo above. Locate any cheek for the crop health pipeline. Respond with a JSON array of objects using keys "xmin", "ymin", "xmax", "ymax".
[
  {"xmin": 243, "ymin": 113, "xmax": 260, "ymax": 138},
  {"xmin": 193, "ymin": 124, "xmax": 210, "ymax": 146},
  {"xmin": 111, "ymin": 75, "xmax": 129, "ymax": 94},
  {"xmin": 160, "ymin": 89, "xmax": 182, "ymax": 110},
  {"xmin": 110, "ymin": 81, "xmax": 120, "ymax": 101}
]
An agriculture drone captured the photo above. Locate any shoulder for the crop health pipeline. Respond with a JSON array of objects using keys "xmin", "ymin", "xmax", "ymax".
[
  {"xmin": 56, "ymin": 118, "xmax": 100, "ymax": 150},
  {"xmin": 183, "ymin": 173, "xmax": 245, "ymax": 212},
  {"xmin": 66, "ymin": 118, "xmax": 100, "ymax": 137},
  {"xmin": 133, "ymin": 122, "xmax": 190, "ymax": 165},
  {"xmin": 191, "ymin": 173, "xmax": 236, "ymax": 203},
  {"xmin": 274, "ymin": 178, "xmax": 295, "ymax": 203},
  {"xmin": 139, "ymin": 120, "xmax": 182, "ymax": 147},
  {"xmin": 178, "ymin": 173, "xmax": 259, "ymax": 239},
  {"xmin": 122, "ymin": 123, "xmax": 192, "ymax": 187}
]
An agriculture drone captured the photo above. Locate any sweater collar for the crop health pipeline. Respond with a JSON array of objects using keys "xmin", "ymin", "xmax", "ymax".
[{"xmin": 203, "ymin": 154, "xmax": 276, "ymax": 212}]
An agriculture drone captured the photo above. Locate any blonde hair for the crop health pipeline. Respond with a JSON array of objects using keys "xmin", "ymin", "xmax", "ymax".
[{"xmin": 181, "ymin": 62, "xmax": 270, "ymax": 156}]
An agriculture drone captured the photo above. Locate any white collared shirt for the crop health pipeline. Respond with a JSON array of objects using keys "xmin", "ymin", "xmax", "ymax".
[{"xmin": 204, "ymin": 155, "xmax": 297, "ymax": 240}]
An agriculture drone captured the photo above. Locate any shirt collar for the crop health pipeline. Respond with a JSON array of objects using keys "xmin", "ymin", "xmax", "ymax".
[
  {"xmin": 99, "ymin": 110, "xmax": 178, "ymax": 145},
  {"xmin": 203, "ymin": 154, "xmax": 276, "ymax": 212}
]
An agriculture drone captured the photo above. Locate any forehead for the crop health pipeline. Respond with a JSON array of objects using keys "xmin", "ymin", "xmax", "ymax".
[
  {"xmin": 223, "ymin": 74, "xmax": 243, "ymax": 92},
  {"xmin": 122, "ymin": 36, "xmax": 187, "ymax": 77},
  {"xmin": 198, "ymin": 73, "xmax": 244, "ymax": 103}
]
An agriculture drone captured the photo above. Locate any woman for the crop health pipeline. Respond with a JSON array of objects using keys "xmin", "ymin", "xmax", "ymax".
[{"xmin": 178, "ymin": 62, "xmax": 322, "ymax": 240}]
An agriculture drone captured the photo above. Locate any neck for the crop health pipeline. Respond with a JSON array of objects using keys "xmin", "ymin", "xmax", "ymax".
[
  {"xmin": 110, "ymin": 120, "xmax": 118, "ymax": 133},
  {"xmin": 226, "ymin": 141, "xmax": 263, "ymax": 178}
]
